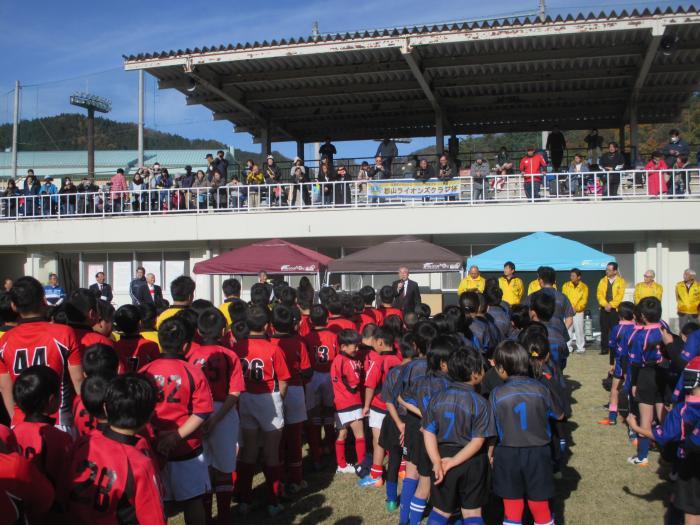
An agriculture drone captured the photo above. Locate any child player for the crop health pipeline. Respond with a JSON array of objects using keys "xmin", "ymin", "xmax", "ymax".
[
  {"xmin": 357, "ymin": 286, "xmax": 384, "ymax": 331},
  {"xmin": 358, "ymin": 327, "xmax": 402, "ymax": 488},
  {"xmin": 422, "ymin": 348, "xmax": 496, "ymax": 525},
  {"xmin": 330, "ymin": 328, "xmax": 366, "ymax": 475},
  {"xmin": 186, "ymin": 307, "xmax": 244, "ymax": 525},
  {"xmin": 270, "ymin": 304, "xmax": 312, "ymax": 494},
  {"xmin": 114, "ymin": 305, "xmax": 161, "ymax": 372},
  {"xmin": 303, "ymin": 304, "xmax": 338, "ymax": 469},
  {"xmin": 140, "ymin": 317, "xmax": 213, "ymax": 525},
  {"xmin": 73, "ymin": 344, "xmax": 119, "ymax": 438},
  {"xmin": 379, "ymin": 286, "xmax": 404, "ymax": 321},
  {"xmin": 67, "ymin": 373, "xmax": 166, "ymax": 525},
  {"xmin": 490, "ymin": 341, "xmax": 563, "ymax": 525}
]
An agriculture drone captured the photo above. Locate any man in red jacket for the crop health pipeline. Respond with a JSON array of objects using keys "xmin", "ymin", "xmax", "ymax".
[{"xmin": 519, "ymin": 146, "xmax": 547, "ymax": 200}]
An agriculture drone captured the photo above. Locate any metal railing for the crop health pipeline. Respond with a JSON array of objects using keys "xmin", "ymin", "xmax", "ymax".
[{"xmin": 1, "ymin": 169, "xmax": 697, "ymax": 220}]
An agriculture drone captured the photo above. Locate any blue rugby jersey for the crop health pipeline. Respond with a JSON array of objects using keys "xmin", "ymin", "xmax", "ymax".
[
  {"xmin": 402, "ymin": 371, "xmax": 452, "ymax": 414},
  {"xmin": 382, "ymin": 364, "xmax": 407, "ymax": 416},
  {"xmin": 391, "ymin": 358, "xmax": 428, "ymax": 404},
  {"xmin": 629, "ymin": 323, "xmax": 666, "ymax": 367},
  {"xmin": 652, "ymin": 395, "xmax": 700, "ymax": 458},
  {"xmin": 423, "ymin": 382, "xmax": 496, "ymax": 447}
]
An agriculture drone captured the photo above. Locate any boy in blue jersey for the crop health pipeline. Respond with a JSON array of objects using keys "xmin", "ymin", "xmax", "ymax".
[
  {"xmin": 528, "ymin": 291, "xmax": 569, "ymax": 370},
  {"xmin": 422, "ymin": 347, "xmax": 496, "ymax": 525},
  {"xmin": 490, "ymin": 340, "xmax": 563, "ymax": 525},
  {"xmin": 628, "ymin": 356, "xmax": 700, "ymax": 523},
  {"xmin": 598, "ymin": 301, "xmax": 636, "ymax": 426},
  {"xmin": 628, "ymin": 297, "xmax": 667, "ymax": 466}
]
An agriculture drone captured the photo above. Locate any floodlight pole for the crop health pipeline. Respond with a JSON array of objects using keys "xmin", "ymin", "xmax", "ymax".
[
  {"xmin": 11, "ymin": 80, "xmax": 20, "ymax": 179},
  {"xmin": 138, "ymin": 70, "xmax": 145, "ymax": 167}
]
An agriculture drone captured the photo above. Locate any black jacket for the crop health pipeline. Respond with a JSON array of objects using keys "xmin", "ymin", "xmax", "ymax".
[
  {"xmin": 89, "ymin": 282, "xmax": 113, "ymax": 303},
  {"xmin": 392, "ymin": 279, "xmax": 422, "ymax": 314},
  {"xmin": 135, "ymin": 283, "xmax": 163, "ymax": 306}
]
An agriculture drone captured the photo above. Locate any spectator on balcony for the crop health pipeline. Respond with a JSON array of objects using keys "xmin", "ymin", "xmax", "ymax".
[
  {"xmin": 210, "ymin": 170, "xmax": 227, "ymax": 209},
  {"xmin": 319, "ymin": 137, "xmax": 337, "ymax": 166},
  {"xmin": 437, "ymin": 154, "xmax": 456, "ymax": 181},
  {"xmin": 130, "ymin": 170, "xmax": 147, "ymax": 212},
  {"xmin": 179, "ymin": 165, "xmax": 195, "ymax": 189},
  {"xmin": 205, "ymin": 153, "xmax": 218, "ymax": 181},
  {"xmin": 546, "ymin": 126, "xmax": 567, "ymax": 171},
  {"xmin": 645, "ymin": 151, "xmax": 669, "ymax": 196},
  {"xmin": 568, "ymin": 153, "xmax": 590, "ymax": 197},
  {"xmin": 401, "ymin": 155, "xmax": 418, "ymax": 179},
  {"xmin": 58, "ymin": 177, "xmax": 78, "ymax": 215},
  {"xmin": 215, "ymin": 150, "xmax": 229, "ymax": 181},
  {"xmin": 669, "ymin": 155, "xmax": 691, "ymax": 197},
  {"xmin": 376, "ymin": 138, "xmax": 399, "ymax": 177},
  {"xmin": 3, "ymin": 179, "xmax": 20, "ymax": 218},
  {"xmin": 414, "ymin": 158, "xmax": 434, "ymax": 181},
  {"xmin": 599, "ymin": 142, "xmax": 625, "ymax": 198},
  {"xmin": 264, "ymin": 155, "xmax": 284, "ymax": 206},
  {"xmin": 469, "ymin": 154, "xmax": 490, "ymax": 201},
  {"xmin": 77, "ymin": 176, "xmax": 98, "ymax": 214},
  {"xmin": 369, "ymin": 155, "xmax": 387, "ymax": 180},
  {"xmin": 332, "ymin": 164, "xmax": 351, "ymax": 206},
  {"xmin": 318, "ymin": 163, "xmax": 335, "ymax": 205},
  {"xmin": 356, "ymin": 161, "xmax": 371, "ymax": 193},
  {"xmin": 494, "ymin": 147, "xmax": 513, "ymax": 191},
  {"xmin": 519, "ymin": 146, "xmax": 547, "ymax": 200},
  {"xmin": 190, "ymin": 169, "xmax": 211, "ymax": 209},
  {"xmin": 110, "ymin": 168, "xmax": 128, "ymax": 213},
  {"xmin": 38, "ymin": 176, "xmax": 58, "ymax": 216},
  {"xmin": 242, "ymin": 159, "xmax": 254, "ymax": 181},
  {"xmin": 155, "ymin": 168, "xmax": 173, "ymax": 210},
  {"xmin": 584, "ymin": 128, "xmax": 604, "ymax": 165},
  {"xmin": 246, "ymin": 164, "xmax": 265, "ymax": 208},
  {"xmin": 23, "ymin": 172, "xmax": 40, "ymax": 216},
  {"xmin": 662, "ymin": 129, "xmax": 690, "ymax": 169},
  {"xmin": 290, "ymin": 157, "xmax": 310, "ymax": 207}
]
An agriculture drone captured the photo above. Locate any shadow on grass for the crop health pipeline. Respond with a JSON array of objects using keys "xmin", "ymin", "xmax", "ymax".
[{"xmin": 333, "ymin": 517, "xmax": 364, "ymax": 525}]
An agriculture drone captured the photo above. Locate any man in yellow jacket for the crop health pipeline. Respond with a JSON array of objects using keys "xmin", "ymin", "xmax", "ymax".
[
  {"xmin": 458, "ymin": 265, "xmax": 486, "ymax": 295},
  {"xmin": 498, "ymin": 261, "xmax": 524, "ymax": 305},
  {"xmin": 633, "ymin": 270, "xmax": 663, "ymax": 304},
  {"xmin": 562, "ymin": 268, "xmax": 589, "ymax": 353},
  {"xmin": 676, "ymin": 268, "xmax": 700, "ymax": 328},
  {"xmin": 527, "ymin": 277, "xmax": 557, "ymax": 296},
  {"xmin": 596, "ymin": 261, "xmax": 626, "ymax": 358},
  {"xmin": 218, "ymin": 277, "xmax": 241, "ymax": 327}
]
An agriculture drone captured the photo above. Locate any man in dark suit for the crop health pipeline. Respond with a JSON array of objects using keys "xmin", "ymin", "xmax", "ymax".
[
  {"xmin": 89, "ymin": 272, "xmax": 113, "ymax": 303},
  {"xmin": 130, "ymin": 266, "xmax": 147, "ymax": 305},
  {"xmin": 135, "ymin": 273, "xmax": 164, "ymax": 307},
  {"xmin": 392, "ymin": 266, "xmax": 422, "ymax": 314}
]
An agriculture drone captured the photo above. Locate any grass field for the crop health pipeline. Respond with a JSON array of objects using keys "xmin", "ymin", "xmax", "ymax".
[{"xmin": 170, "ymin": 351, "xmax": 672, "ymax": 524}]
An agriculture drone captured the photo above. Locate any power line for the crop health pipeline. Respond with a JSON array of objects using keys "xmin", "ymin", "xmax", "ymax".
[{"xmin": 21, "ymin": 67, "xmax": 123, "ymax": 88}]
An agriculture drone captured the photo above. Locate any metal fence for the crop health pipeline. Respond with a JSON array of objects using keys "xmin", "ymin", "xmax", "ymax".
[{"xmin": 1, "ymin": 169, "xmax": 697, "ymax": 220}]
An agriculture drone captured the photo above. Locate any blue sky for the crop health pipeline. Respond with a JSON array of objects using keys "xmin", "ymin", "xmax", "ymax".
[{"xmin": 0, "ymin": 0, "xmax": 688, "ymax": 159}]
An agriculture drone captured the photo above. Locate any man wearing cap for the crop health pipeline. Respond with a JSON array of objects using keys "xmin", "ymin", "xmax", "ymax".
[
  {"xmin": 519, "ymin": 146, "xmax": 547, "ymax": 200},
  {"xmin": 469, "ymin": 154, "xmax": 491, "ymax": 201},
  {"xmin": 38, "ymin": 176, "xmax": 58, "ymax": 216}
]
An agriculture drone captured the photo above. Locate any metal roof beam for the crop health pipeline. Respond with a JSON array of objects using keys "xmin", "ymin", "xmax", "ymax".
[
  {"xmin": 401, "ymin": 45, "xmax": 449, "ymax": 129},
  {"xmin": 625, "ymin": 23, "xmax": 665, "ymax": 120}
]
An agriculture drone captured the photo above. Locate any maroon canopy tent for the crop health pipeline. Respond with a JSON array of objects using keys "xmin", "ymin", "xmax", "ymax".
[
  {"xmin": 192, "ymin": 239, "xmax": 333, "ymax": 275},
  {"xmin": 327, "ymin": 236, "xmax": 462, "ymax": 274}
]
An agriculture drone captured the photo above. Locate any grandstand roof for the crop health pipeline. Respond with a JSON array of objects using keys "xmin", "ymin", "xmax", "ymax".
[{"xmin": 124, "ymin": 6, "xmax": 700, "ymax": 143}]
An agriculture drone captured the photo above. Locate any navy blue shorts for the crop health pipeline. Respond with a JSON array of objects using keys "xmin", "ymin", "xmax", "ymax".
[
  {"xmin": 492, "ymin": 445, "xmax": 554, "ymax": 500},
  {"xmin": 636, "ymin": 366, "xmax": 665, "ymax": 405},
  {"xmin": 404, "ymin": 413, "xmax": 431, "ymax": 476},
  {"xmin": 430, "ymin": 446, "xmax": 490, "ymax": 512}
]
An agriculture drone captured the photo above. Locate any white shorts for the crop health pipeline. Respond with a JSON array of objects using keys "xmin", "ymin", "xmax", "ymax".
[
  {"xmin": 239, "ymin": 391, "xmax": 284, "ymax": 431},
  {"xmin": 335, "ymin": 408, "xmax": 363, "ymax": 429},
  {"xmin": 369, "ymin": 408, "xmax": 386, "ymax": 429},
  {"xmin": 203, "ymin": 401, "xmax": 239, "ymax": 473},
  {"xmin": 284, "ymin": 385, "xmax": 308, "ymax": 425},
  {"xmin": 305, "ymin": 372, "xmax": 334, "ymax": 410},
  {"xmin": 161, "ymin": 453, "xmax": 211, "ymax": 502}
]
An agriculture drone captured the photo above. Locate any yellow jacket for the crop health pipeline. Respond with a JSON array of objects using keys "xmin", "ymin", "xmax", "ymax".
[
  {"xmin": 218, "ymin": 301, "xmax": 233, "ymax": 327},
  {"xmin": 499, "ymin": 276, "xmax": 524, "ymax": 305},
  {"xmin": 527, "ymin": 280, "xmax": 557, "ymax": 296},
  {"xmin": 676, "ymin": 280, "xmax": 700, "ymax": 314},
  {"xmin": 596, "ymin": 276, "xmax": 626, "ymax": 309},
  {"xmin": 458, "ymin": 275, "xmax": 486, "ymax": 295},
  {"xmin": 156, "ymin": 305, "xmax": 187, "ymax": 329},
  {"xmin": 634, "ymin": 282, "xmax": 663, "ymax": 304},
  {"xmin": 562, "ymin": 281, "xmax": 589, "ymax": 313}
]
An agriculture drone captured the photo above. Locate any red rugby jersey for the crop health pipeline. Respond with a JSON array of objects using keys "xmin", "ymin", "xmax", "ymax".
[
  {"xmin": 139, "ymin": 355, "xmax": 213, "ymax": 459},
  {"xmin": 186, "ymin": 342, "xmax": 245, "ymax": 402},
  {"xmin": 232, "ymin": 335, "xmax": 291, "ymax": 394},
  {"xmin": 0, "ymin": 319, "xmax": 80, "ymax": 426},
  {"xmin": 356, "ymin": 307, "xmax": 383, "ymax": 332},
  {"xmin": 270, "ymin": 333, "xmax": 311, "ymax": 387},
  {"xmin": 378, "ymin": 306, "xmax": 404, "ymax": 322},
  {"xmin": 114, "ymin": 335, "xmax": 160, "ymax": 373},
  {"xmin": 0, "ymin": 424, "xmax": 17, "ymax": 453},
  {"xmin": 327, "ymin": 316, "xmax": 357, "ymax": 335},
  {"xmin": 67, "ymin": 428, "xmax": 165, "ymax": 525},
  {"xmin": 0, "ymin": 452, "xmax": 55, "ymax": 524},
  {"xmin": 298, "ymin": 314, "xmax": 312, "ymax": 338},
  {"xmin": 303, "ymin": 328, "xmax": 338, "ymax": 374},
  {"xmin": 331, "ymin": 352, "xmax": 364, "ymax": 412},
  {"xmin": 13, "ymin": 414, "xmax": 73, "ymax": 486},
  {"xmin": 73, "ymin": 395, "xmax": 99, "ymax": 439},
  {"xmin": 364, "ymin": 352, "xmax": 403, "ymax": 412}
]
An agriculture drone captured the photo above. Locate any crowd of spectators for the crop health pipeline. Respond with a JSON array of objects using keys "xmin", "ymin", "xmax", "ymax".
[{"xmin": 0, "ymin": 130, "xmax": 697, "ymax": 217}]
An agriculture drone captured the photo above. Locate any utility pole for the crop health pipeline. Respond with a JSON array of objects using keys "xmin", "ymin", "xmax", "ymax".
[
  {"xmin": 11, "ymin": 80, "xmax": 20, "ymax": 179},
  {"xmin": 539, "ymin": 0, "xmax": 546, "ymax": 22},
  {"xmin": 138, "ymin": 70, "xmax": 145, "ymax": 167}
]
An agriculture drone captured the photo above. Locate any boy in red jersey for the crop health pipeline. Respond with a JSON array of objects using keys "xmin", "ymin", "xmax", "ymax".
[
  {"xmin": 187, "ymin": 308, "xmax": 244, "ymax": 525},
  {"xmin": 66, "ymin": 290, "xmax": 116, "ymax": 350},
  {"xmin": 379, "ymin": 286, "xmax": 404, "ymax": 322},
  {"xmin": 358, "ymin": 327, "xmax": 403, "ymax": 488},
  {"xmin": 0, "ymin": 277, "xmax": 82, "ymax": 430},
  {"xmin": 297, "ymin": 289, "xmax": 314, "ymax": 338},
  {"xmin": 114, "ymin": 305, "xmax": 160, "ymax": 372},
  {"xmin": 0, "ymin": 448, "xmax": 55, "ymax": 525},
  {"xmin": 233, "ymin": 305, "xmax": 291, "ymax": 517},
  {"xmin": 327, "ymin": 297, "xmax": 357, "ymax": 334},
  {"xmin": 270, "ymin": 304, "xmax": 312, "ymax": 494},
  {"xmin": 331, "ymin": 328, "xmax": 366, "ymax": 474},
  {"xmin": 303, "ymin": 304, "xmax": 338, "ymax": 468},
  {"xmin": 67, "ymin": 373, "xmax": 165, "ymax": 525},
  {"xmin": 72, "ymin": 344, "xmax": 119, "ymax": 438},
  {"xmin": 140, "ymin": 317, "xmax": 213, "ymax": 525},
  {"xmin": 12, "ymin": 366, "xmax": 73, "ymax": 488},
  {"xmin": 357, "ymin": 286, "xmax": 384, "ymax": 331}
]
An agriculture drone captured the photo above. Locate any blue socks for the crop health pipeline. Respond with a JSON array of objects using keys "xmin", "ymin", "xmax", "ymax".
[
  {"xmin": 637, "ymin": 436, "xmax": 650, "ymax": 460},
  {"xmin": 463, "ymin": 518, "xmax": 485, "ymax": 525},
  {"xmin": 409, "ymin": 496, "xmax": 427, "ymax": 525},
  {"xmin": 426, "ymin": 510, "xmax": 448, "ymax": 525},
  {"xmin": 386, "ymin": 480, "xmax": 398, "ymax": 503},
  {"xmin": 399, "ymin": 477, "xmax": 418, "ymax": 524}
]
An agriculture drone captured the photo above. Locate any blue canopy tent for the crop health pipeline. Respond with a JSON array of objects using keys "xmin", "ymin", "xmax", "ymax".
[{"xmin": 466, "ymin": 232, "xmax": 614, "ymax": 271}]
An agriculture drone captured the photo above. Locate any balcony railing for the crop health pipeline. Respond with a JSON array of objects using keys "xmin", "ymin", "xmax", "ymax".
[{"xmin": 2, "ymin": 169, "xmax": 697, "ymax": 220}]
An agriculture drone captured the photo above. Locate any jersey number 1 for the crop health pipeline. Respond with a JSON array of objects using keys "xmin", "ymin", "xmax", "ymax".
[{"xmin": 513, "ymin": 401, "xmax": 528, "ymax": 430}]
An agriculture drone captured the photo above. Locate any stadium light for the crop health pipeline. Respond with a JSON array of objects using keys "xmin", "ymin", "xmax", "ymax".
[{"xmin": 70, "ymin": 91, "xmax": 112, "ymax": 177}]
